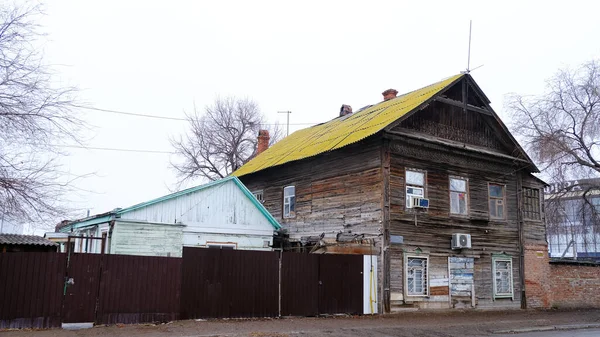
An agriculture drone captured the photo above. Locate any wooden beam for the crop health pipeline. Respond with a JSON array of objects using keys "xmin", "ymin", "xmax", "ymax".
[
  {"xmin": 384, "ymin": 130, "xmax": 531, "ymax": 164},
  {"xmin": 434, "ymin": 97, "xmax": 492, "ymax": 116}
]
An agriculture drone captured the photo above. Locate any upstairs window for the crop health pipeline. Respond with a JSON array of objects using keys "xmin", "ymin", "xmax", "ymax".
[
  {"xmin": 523, "ymin": 187, "xmax": 541, "ymax": 220},
  {"xmin": 283, "ymin": 186, "xmax": 296, "ymax": 218},
  {"xmin": 449, "ymin": 177, "xmax": 468, "ymax": 215},
  {"xmin": 489, "ymin": 183, "xmax": 506, "ymax": 219},
  {"xmin": 406, "ymin": 170, "xmax": 425, "ymax": 209},
  {"xmin": 591, "ymin": 197, "xmax": 600, "ymax": 214},
  {"xmin": 252, "ymin": 190, "xmax": 264, "ymax": 203}
]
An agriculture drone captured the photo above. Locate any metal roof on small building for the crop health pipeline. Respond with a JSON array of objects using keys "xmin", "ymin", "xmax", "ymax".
[{"xmin": 0, "ymin": 234, "xmax": 58, "ymax": 247}]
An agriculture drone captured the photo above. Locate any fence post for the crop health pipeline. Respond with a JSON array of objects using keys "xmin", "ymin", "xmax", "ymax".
[{"xmin": 278, "ymin": 250, "xmax": 282, "ymax": 317}]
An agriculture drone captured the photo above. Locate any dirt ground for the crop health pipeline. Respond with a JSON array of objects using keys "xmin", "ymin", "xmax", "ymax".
[{"xmin": 2, "ymin": 309, "xmax": 600, "ymax": 337}]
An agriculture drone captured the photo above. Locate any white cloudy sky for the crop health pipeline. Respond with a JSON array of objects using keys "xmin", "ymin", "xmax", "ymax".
[{"xmin": 23, "ymin": 0, "xmax": 600, "ymax": 231}]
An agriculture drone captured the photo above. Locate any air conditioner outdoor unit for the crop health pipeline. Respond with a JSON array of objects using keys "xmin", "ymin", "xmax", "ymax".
[
  {"xmin": 452, "ymin": 233, "xmax": 472, "ymax": 249},
  {"xmin": 408, "ymin": 196, "xmax": 429, "ymax": 209}
]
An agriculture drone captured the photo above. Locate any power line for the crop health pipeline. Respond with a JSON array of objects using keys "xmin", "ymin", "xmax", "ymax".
[
  {"xmin": 60, "ymin": 144, "xmax": 175, "ymax": 154},
  {"xmin": 73, "ymin": 104, "xmax": 319, "ymax": 125}
]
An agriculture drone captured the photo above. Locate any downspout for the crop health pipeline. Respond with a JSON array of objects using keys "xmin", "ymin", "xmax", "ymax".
[{"xmin": 516, "ymin": 171, "xmax": 526, "ymax": 309}]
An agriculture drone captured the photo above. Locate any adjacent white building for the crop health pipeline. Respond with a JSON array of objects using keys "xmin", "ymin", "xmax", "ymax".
[{"xmin": 56, "ymin": 177, "xmax": 281, "ymax": 257}]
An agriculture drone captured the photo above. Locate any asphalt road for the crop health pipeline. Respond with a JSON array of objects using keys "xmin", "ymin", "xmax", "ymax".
[
  {"xmin": 497, "ymin": 329, "xmax": 600, "ymax": 337},
  {"xmin": 2, "ymin": 310, "xmax": 600, "ymax": 337}
]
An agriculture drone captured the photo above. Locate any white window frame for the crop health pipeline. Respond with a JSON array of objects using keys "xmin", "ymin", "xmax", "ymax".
[
  {"xmin": 206, "ymin": 242, "xmax": 237, "ymax": 249},
  {"xmin": 404, "ymin": 255, "xmax": 429, "ymax": 297},
  {"xmin": 449, "ymin": 176, "xmax": 469, "ymax": 216},
  {"xmin": 406, "ymin": 169, "xmax": 426, "ymax": 209},
  {"xmin": 492, "ymin": 256, "xmax": 514, "ymax": 300},
  {"xmin": 252, "ymin": 190, "xmax": 264, "ymax": 203},
  {"xmin": 283, "ymin": 185, "xmax": 296, "ymax": 218},
  {"xmin": 488, "ymin": 183, "xmax": 506, "ymax": 220}
]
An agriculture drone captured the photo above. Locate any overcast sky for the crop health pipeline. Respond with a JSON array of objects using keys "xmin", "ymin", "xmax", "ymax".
[{"xmin": 23, "ymin": 0, "xmax": 600, "ymax": 232}]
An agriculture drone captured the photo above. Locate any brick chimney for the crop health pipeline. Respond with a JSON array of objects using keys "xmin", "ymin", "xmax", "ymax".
[
  {"xmin": 257, "ymin": 130, "xmax": 270, "ymax": 155},
  {"xmin": 382, "ymin": 88, "xmax": 398, "ymax": 101},
  {"xmin": 339, "ymin": 104, "xmax": 352, "ymax": 117}
]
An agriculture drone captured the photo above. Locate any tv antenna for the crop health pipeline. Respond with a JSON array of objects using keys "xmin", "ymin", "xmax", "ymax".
[
  {"xmin": 464, "ymin": 20, "xmax": 484, "ymax": 74},
  {"xmin": 278, "ymin": 110, "xmax": 292, "ymax": 136}
]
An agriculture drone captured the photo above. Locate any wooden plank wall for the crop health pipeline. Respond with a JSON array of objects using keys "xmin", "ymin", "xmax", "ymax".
[
  {"xmin": 386, "ymin": 136, "xmax": 532, "ymax": 308},
  {"xmin": 240, "ymin": 138, "xmax": 383, "ymax": 240}
]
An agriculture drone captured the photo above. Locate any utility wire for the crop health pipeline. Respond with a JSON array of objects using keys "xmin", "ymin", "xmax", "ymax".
[
  {"xmin": 73, "ymin": 104, "xmax": 319, "ymax": 125},
  {"xmin": 60, "ymin": 144, "xmax": 175, "ymax": 154}
]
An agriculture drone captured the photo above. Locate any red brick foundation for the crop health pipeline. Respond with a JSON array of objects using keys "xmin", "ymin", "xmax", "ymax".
[{"xmin": 525, "ymin": 244, "xmax": 600, "ymax": 309}]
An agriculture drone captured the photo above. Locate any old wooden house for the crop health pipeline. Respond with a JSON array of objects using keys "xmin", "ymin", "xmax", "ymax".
[{"xmin": 234, "ymin": 74, "xmax": 547, "ymax": 312}]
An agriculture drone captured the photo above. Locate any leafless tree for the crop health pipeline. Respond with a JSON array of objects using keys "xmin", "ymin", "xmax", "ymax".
[
  {"xmin": 171, "ymin": 97, "xmax": 282, "ymax": 186},
  {"xmin": 507, "ymin": 60, "xmax": 600, "ymax": 181},
  {"xmin": 0, "ymin": 3, "xmax": 82, "ymax": 227},
  {"xmin": 508, "ymin": 60, "xmax": 600, "ymax": 255}
]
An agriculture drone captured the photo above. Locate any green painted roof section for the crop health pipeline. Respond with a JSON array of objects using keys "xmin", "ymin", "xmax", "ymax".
[
  {"xmin": 115, "ymin": 176, "xmax": 281, "ymax": 230},
  {"xmin": 59, "ymin": 214, "xmax": 113, "ymax": 232}
]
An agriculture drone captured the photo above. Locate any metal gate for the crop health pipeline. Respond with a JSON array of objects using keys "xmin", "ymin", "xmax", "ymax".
[
  {"xmin": 281, "ymin": 252, "xmax": 363, "ymax": 316},
  {"xmin": 61, "ymin": 254, "xmax": 103, "ymax": 323}
]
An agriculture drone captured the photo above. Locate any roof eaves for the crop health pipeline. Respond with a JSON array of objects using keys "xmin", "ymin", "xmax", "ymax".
[
  {"xmin": 117, "ymin": 177, "xmax": 236, "ymax": 215},
  {"xmin": 231, "ymin": 176, "xmax": 281, "ymax": 230}
]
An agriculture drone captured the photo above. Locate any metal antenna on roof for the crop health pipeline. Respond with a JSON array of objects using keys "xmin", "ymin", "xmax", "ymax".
[
  {"xmin": 466, "ymin": 20, "xmax": 472, "ymax": 73},
  {"xmin": 278, "ymin": 111, "xmax": 292, "ymax": 136}
]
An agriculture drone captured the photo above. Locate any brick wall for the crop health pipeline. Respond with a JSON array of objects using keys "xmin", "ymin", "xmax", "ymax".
[{"xmin": 525, "ymin": 244, "xmax": 600, "ymax": 309}]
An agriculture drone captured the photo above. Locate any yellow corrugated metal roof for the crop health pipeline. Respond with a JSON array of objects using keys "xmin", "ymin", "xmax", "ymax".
[{"xmin": 233, "ymin": 74, "xmax": 464, "ymax": 177}]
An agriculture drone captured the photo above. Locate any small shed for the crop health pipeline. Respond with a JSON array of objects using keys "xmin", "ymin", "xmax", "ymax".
[
  {"xmin": 57, "ymin": 176, "xmax": 281, "ymax": 257},
  {"xmin": 0, "ymin": 234, "xmax": 58, "ymax": 253}
]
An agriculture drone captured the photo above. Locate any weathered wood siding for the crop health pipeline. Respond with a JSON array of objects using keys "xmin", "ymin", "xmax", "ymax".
[
  {"xmin": 111, "ymin": 221, "xmax": 183, "ymax": 257},
  {"xmin": 119, "ymin": 179, "xmax": 276, "ymax": 251},
  {"xmin": 239, "ymin": 138, "xmax": 383, "ymax": 241},
  {"xmin": 385, "ymin": 130, "xmax": 531, "ymax": 309}
]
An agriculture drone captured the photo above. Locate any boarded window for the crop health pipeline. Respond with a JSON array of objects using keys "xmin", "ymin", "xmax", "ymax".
[
  {"xmin": 493, "ymin": 257, "xmax": 513, "ymax": 299},
  {"xmin": 450, "ymin": 177, "xmax": 468, "ymax": 215},
  {"xmin": 283, "ymin": 186, "xmax": 296, "ymax": 218},
  {"xmin": 406, "ymin": 256, "xmax": 428, "ymax": 296},
  {"xmin": 523, "ymin": 187, "xmax": 541, "ymax": 220},
  {"xmin": 489, "ymin": 183, "xmax": 505, "ymax": 219},
  {"xmin": 252, "ymin": 190, "xmax": 264, "ymax": 203},
  {"xmin": 406, "ymin": 170, "xmax": 425, "ymax": 209}
]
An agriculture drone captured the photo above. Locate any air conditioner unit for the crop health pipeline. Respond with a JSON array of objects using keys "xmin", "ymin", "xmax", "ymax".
[
  {"xmin": 451, "ymin": 233, "xmax": 472, "ymax": 249},
  {"xmin": 408, "ymin": 196, "xmax": 429, "ymax": 209}
]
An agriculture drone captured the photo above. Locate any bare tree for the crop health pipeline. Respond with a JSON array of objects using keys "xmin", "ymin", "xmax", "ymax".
[
  {"xmin": 0, "ymin": 3, "xmax": 82, "ymax": 226},
  {"xmin": 507, "ymin": 60, "xmax": 600, "ymax": 181},
  {"xmin": 171, "ymin": 97, "xmax": 282, "ymax": 186},
  {"xmin": 508, "ymin": 60, "xmax": 600, "ymax": 256}
]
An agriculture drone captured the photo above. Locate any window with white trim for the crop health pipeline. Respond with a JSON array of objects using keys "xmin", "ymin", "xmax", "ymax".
[
  {"xmin": 450, "ymin": 177, "xmax": 468, "ymax": 215},
  {"xmin": 207, "ymin": 242, "xmax": 237, "ymax": 250},
  {"xmin": 522, "ymin": 187, "xmax": 541, "ymax": 220},
  {"xmin": 489, "ymin": 183, "xmax": 506, "ymax": 219},
  {"xmin": 405, "ymin": 256, "xmax": 428, "ymax": 296},
  {"xmin": 492, "ymin": 256, "xmax": 513, "ymax": 299},
  {"xmin": 252, "ymin": 190, "xmax": 264, "ymax": 203},
  {"xmin": 406, "ymin": 170, "xmax": 425, "ymax": 209},
  {"xmin": 283, "ymin": 186, "xmax": 296, "ymax": 218}
]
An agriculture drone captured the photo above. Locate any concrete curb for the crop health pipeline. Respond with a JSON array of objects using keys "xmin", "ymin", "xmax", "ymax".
[{"xmin": 493, "ymin": 323, "xmax": 600, "ymax": 334}]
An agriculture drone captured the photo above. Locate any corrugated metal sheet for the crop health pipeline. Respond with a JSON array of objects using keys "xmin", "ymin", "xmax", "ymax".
[
  {"xmin": 96, "ymin": 254, "xmax": 181, "ymax": 324},
  {"xmin": 62, "ymin": 254, "xmax": 103, "ymax": 323},
  {"xmin": 233, "ymin": 74, "xmax": 463, "ymax": 177},
  {"xmin": 0, "ymin": 253, "xmax": 66, "ymax": 329},
  {"xmin": 180, "ymin": 247, "xmax": 279, "ymax": 319},
  {"xmin": 0, "ymin": 234, "xmax": 58, "ymax": 246},
  {"xmin": 281, "ymin": 252, "xmax": 319, "ymax": 316}
]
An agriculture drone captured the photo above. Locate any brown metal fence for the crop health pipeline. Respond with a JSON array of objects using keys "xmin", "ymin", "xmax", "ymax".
[
  {"xmin": 0, "ymin": 249, "xmax": 363, "ymax": 329},
  {"xmin": 180, "ymin": 247, "xmax": 279, "ymax": 319},
  {"xmin": 0, "ymin": 253, "xmax": 66, "ymax": 329},
  {"xmin": 96, "ymin": 254, "xmax": 182, "ymax": 324}
]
